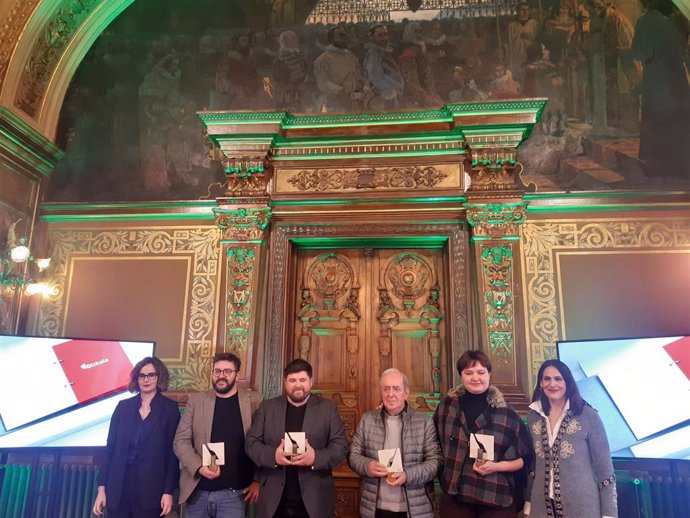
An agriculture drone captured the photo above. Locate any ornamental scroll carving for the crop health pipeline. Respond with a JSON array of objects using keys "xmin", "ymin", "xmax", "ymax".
[
  {"xmin": 378, "ymin": 253, "xmax": 443, "ymax": 394},
  {"xmin": 0, "ymin": 0, "xmax": 40, "ymax": 90},
  {"xmin": 297, "ymin": 253, "xmax": 360, "ymax": 377},
  {"xmin": 286, "ymin": 165, "xmax": 449, "ymax": 192},
  {"xmin": 213, "ymin": 207, "xmax": 272, "ymax": 242},
  {"xmin": 15, "ymin": 0, "xmax": 101, "ymax": 117},
  {"xmin": 466, "ymin": 202, "xmax": 528, "ymax": 238},
  {"xmin": 480, "ymin": 246, "xmax": 515, "ymax": 366},
  {"xmin": 225, "ymin": 248, "xmax": 255, "ymax": 353}
]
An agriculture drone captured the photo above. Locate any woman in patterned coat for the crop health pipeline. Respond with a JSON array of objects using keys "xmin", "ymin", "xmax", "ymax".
[{"xmin": 525, "ymin": 359, "xmax": 618, "ymax": 518}]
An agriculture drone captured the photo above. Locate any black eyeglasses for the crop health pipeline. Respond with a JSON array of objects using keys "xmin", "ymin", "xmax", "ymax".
[
  {"xmin": 212, "ymin": 368, "xmax": 237, "ymax": 377},
  {"xmin": 138, "ymin": 372, "xmax": 158, "ymax": 380}
]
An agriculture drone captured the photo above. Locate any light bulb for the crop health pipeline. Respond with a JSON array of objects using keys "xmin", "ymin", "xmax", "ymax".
[
  {"xmin": 25, "ymin": 283, "xmax": 43, "ymax": 296},
  {"xmin": 10, "ymin": 245, "xmax": 30, "ymax": 263},
  {"xmin": 36, "ymin": 258, "xmax": 51, "ymax": 271}
]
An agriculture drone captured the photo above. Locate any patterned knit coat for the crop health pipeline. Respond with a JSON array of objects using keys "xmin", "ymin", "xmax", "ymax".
[{"xmin": 526, "ymin": 402, "xmax": 618, "ymax": 517}]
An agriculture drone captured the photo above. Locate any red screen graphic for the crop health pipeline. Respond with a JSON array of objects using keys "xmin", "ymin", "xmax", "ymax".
[
  {"xmin": 53, "ymin": 340, "xmax": 133, "ymax": 403},
  {"xmin": 663, "ymin": 336, "xmax": 690, "ymax": 382}
]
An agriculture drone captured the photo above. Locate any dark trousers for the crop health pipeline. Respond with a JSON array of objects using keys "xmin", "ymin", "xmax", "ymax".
[
  {"xmin": 375, "ymin": 510, "xmax": 408, "ymax": 518},
  {"xmin": 108, "ymin": 465, "xmax": 161, "ymax": 518},
  {"xmin": 273, "ymin": 500, "xmax": 310, "ymax": 518},
  {"xmin": 441, "ymin": 494, "xmax": 516, "ymax": 518}
]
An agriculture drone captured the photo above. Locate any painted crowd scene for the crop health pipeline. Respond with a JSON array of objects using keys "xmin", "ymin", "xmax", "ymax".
[{"xmin": 51, "ymin": 0, "xmax": 690, "ymax": 201}]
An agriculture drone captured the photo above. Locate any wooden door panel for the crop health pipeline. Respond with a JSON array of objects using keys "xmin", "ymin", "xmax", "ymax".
[
  {"xmin": 294, "ymin": 248, "xmax": 446, "ymax": 416},
  {"xmin": 310, "ymin": 329, "xmax": 351, "ymax": 389}
]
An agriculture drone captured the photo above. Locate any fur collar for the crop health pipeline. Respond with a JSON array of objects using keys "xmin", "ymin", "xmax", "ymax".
[{"xmin": 446, "ymin": 384, "xmax": 507, "ymax": 408}]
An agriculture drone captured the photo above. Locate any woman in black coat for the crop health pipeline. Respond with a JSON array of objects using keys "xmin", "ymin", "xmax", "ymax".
[{"xmin": 93, "ymin": 356, "xmax": 180, "ymax": 517}]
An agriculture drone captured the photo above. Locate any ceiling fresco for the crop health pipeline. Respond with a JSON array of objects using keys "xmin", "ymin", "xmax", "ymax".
[{"xmin": 43, "ymin": 0, "xmax": 689, "ymax": 201}]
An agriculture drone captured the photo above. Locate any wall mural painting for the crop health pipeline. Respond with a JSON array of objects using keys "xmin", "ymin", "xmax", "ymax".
[{"xmin": 50, "ymin": 0, "xmax": 690, "ymax": 202}]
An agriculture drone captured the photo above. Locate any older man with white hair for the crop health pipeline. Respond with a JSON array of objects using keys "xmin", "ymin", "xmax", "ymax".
[{"xmin": 348, "ymin": 368, "xmax": 442, "ymax": 518}]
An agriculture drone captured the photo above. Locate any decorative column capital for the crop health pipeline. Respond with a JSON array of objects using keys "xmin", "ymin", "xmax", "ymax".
[
  {"xmin": 465, "ymin": 148, "xmax": 524, "ymax": 192},
  {"xmin": 465, "ymin": 201, "xmax": 528, "ymax": 239},
  {"xmin": 213, "ymin": 206, "xmax": 272, "ymax": 243}
]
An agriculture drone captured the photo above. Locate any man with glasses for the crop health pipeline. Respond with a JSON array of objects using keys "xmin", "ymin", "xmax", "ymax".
[
  {"xmin": 246, "ymin": 358, "xmax": 348, "ymax": 518},
  {"xmin": 174, "ymin": 352, "xmax": 262, "ymax": 517}
]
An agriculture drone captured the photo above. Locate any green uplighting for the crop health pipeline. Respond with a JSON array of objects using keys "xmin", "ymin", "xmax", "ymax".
[{"xmin": 288, "ymin": 236, "xmax": 449, "ymax": 249}]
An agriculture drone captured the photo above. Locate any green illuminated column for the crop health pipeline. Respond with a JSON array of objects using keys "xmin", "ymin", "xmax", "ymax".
[
  {"xmin": 465, "ymin": 143, "xmax": 531, "ymax": 407},
  {"xmin": 466, "ymin": 201, "xmax": 529, "ymax": 405},
  {"xmin": 213, "ymin": 159, "xmax": 272, "ymax": 386}
]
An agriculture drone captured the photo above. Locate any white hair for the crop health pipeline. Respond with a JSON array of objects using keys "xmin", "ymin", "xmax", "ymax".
[{"xmin": 380, "ymin": 368, "xmax": 409, "ymax": 390}]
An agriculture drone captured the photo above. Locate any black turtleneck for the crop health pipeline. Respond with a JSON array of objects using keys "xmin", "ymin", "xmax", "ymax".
[{"xmin": 460, "ymin": 389, "xmax": 489, "ymax": 432}]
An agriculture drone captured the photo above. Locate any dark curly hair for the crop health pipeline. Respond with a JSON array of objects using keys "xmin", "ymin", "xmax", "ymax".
[
  {"xmin": 531, "ymin": 359, "xmax": 586, "ymax": 416},
  {"xmin": 128, "ymin": 356, "xmax": 170, "ymax": 393}
]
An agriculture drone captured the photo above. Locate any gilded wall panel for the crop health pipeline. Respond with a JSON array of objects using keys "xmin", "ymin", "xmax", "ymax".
[
  {"xmin": 33, "ymin": 226, "xmax": 220, "ymax": 391},
  {"xmin": 521, "ymin": 217, "xmax": 690, "ymax": 388}
]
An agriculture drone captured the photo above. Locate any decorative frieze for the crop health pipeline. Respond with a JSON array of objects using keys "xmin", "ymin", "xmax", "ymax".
[{"xmin": 277, "ymin": 164, "xmax": 460, "ymax": 193}]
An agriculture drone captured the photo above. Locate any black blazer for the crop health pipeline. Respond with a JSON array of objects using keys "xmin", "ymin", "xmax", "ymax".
[{"xmin": 97, "ymin": 392, "xmax": 180, "ymax": 510}]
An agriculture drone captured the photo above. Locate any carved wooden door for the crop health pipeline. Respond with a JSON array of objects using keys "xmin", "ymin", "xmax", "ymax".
[{"xmin": 292, "ymin": 248, "xmax": 448, "ymax": 517}]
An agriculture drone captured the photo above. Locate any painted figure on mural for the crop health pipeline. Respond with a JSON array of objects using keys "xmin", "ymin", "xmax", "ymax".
[
  {"xmin": 313, "ymin": 25, "xmax": 364, "ymax": 111},
  {"xmin": 424, "ymin": 21, "xmax": 456, "ymax": 100},
  {"xmin": 213, "ymin": 34, "xmax": 258, "ymax": 110},
  {"xmin": 273, "ymin": 30, "xmax": 308, "ymax": 112},
  {"xmin": 397, "ymin": 22, "xmax": 443, "ymax": 107},
  {"xmin": 138, "ymin": 53, "xmax": 184, "ymax": 198},
  {"xmin": 630, "ymin": 0, "xmax": 690, "ymax": 178},
  {"xmin": 363, "ymin": 24, "xmax": 404, "ymax": 110},
  {"xmin": 508, "ymin": 3, "xmax": 538, "ymax": 84}
]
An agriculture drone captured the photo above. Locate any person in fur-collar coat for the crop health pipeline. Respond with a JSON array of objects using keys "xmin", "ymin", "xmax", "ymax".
[{"xmin": 434, "ymin": 350, "xmax": 532, "ymax": 518}]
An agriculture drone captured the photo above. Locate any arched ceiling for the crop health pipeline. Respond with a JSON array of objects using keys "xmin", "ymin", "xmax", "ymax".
[
  {"xmin": 0, "ymin": 0, "xmax": 688, "ymax": 145},
  {"xmin": 0, "ymin": 0, "xmax": 320, "ymax": 142}
]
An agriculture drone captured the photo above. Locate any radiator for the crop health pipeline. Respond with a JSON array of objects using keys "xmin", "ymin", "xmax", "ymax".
[
  {"xmin": 617, "ymin": 470, "xmax": 690, "ymax": 518},
  {"xmin": 55, "ymin": 464, "xmax": 98, "ymax": 518},
  {"xmin": 0, "ymin": 462, "xmax": 98, "ymax": 518},
  {"xmin": 0, "ymin": 464, "xmax": 31, "ymax": 518}
]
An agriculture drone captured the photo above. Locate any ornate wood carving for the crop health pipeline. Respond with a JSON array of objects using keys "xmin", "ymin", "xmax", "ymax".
[
  {"xmin": 224, "ymin": 248, "xmax": 256, "ymax": 354},
  {"xmin": 466, "ymin": 149, "xmax": 523, "ymax": 191},
  {"xmin": 15, "ymin": 0, "xmax": 102, "ymax": 117},
  {"xmin": 284, "ymin": 165, "xmax": 452, "ymax": 192},
  {"xmin": 479, "ymin": 245, "xmax": 516, "ymax": 367},
  {"xmin": 297, "ymin": 252, "xmax": 361, "ymax": 390},
  {"xmin": 465, "ymin": 201, "xmax": 528, "ymax": 238},
  {"xmin": 0, "ymin": 0, "xmax": 40, "ymax": 90},
  {"xmin": 378, "ymin": 252, "xmax": 443, "ymax": 395},
  {"xmin": 267, "ymin": 224, "xmax": 470, "ymax": 400},
  {"xmin": 447, "ymin": 226, "xmax": 471, "ymax": 385},
  {"xmin": 213, "ymin": 206, "xmax": 272, "ymax": 243}
]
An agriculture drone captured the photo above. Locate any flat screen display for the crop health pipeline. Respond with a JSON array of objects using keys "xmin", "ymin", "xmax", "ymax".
[
  {"xmin": 557, "ymin": 336, "xmax": 690, "ymax": 460},
  {"xmin": 0, "ymin": 334, "xmax": 155, "ymax": 447}
]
